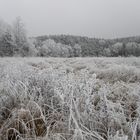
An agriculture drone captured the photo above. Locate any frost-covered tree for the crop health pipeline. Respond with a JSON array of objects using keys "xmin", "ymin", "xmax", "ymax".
[
  {"xmin": 73, "ymin": 44, "xmax": 82, "ymax": 57},
  {"xmin": 111, "ymin": 42, "xmax": 123, "ymax": 56},
  {"xmin": 0, "ymin": 29, "xmax": 16, "ymax": 56},
  {"xmin": 39, "ymin": 39, "xmax": 57, "ymax": 56},
  {"xmin": 59, "ymin": 44, "xmax": 70, "ymax": 57},
  {"xmin": 99, "ymin": 39, "xmax": 106, "ymax": 46},
  {"xmin": 103, "ymin": 48, "xmax": 111, "ymax": 57},
  {"xmin": 0, "ymin": 19, "xmax": 11, "ymax": 38},
  {"xmin": 13, "ymin": 17, "xmax": 27, "ymax": 45},
  {"xmin": 27, "ymin": 39, "xmax": 39, "ymax": 56},
  {"xmin": 12, "ymin": 17, "xmax": 29, "ymax": 56},
  {"xmin": 136, "ymin": 44, "xmax": 140, "ymax": 56},
  {"xmin": 38, "ymin": 39, "xmax": 73, "ymax": 57},
  {"xmin": 126, "ymin": 42, "xmax": 139, "ymax": 56}
]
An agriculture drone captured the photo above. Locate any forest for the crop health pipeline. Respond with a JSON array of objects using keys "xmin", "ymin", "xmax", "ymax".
[{"xmin": 1, "ymin": 18, "xmax": 140, "ymax": 57}]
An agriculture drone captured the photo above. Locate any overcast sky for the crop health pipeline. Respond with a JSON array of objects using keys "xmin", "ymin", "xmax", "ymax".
[{"xmin": 0, "ymin": 0, "xmax": 140, "ymax": 38}]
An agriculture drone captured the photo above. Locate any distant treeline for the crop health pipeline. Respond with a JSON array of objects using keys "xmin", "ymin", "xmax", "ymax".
[
  {"xmin": 35, "ymin": 35, "xmax": 140, "ymax": 57},
  {"xmin": 0, "ymin": 18, "xmax": 140, "ymax": 57}
]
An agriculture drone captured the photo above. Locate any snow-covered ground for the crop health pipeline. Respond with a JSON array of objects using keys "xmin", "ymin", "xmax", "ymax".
[{"xmin": 0, "ymin": 57, "xmax": 140, "ymax": 140}]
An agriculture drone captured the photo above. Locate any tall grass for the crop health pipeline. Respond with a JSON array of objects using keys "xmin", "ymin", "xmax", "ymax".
[{"xmin": 0, "ymin": 57, "xmax": 140, "ymax": 140}]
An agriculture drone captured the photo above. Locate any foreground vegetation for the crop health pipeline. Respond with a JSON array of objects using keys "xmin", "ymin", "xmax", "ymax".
[{"xmin": 0, "ymin": 57, "xmax": 140, "ymax": 140}]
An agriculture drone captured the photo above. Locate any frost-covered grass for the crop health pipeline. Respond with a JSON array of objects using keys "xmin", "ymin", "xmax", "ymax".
[{"xmin": 0, "ymin": 57, "xmax": 140, "ymax": 140}]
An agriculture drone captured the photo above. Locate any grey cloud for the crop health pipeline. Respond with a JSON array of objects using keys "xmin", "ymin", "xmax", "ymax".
[{"xmin": 0, "ymin": 0, "xmax": 140, "ymax": 38}]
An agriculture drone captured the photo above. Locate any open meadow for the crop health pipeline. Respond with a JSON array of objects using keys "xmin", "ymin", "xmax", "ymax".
[{"xmin": 0, "ymin": 57, "xmax": 140, "ymax": 140}]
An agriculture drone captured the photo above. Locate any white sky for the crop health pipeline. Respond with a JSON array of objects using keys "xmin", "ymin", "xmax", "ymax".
[{"xmin": 0, "ymin": 0, "xmax": 140, "ymax": 38}]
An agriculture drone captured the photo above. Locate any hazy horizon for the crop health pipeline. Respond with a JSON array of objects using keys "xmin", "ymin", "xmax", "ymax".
[{"xmin": 0, "ymin": 0, "xmax": 140, "ymax": 39}]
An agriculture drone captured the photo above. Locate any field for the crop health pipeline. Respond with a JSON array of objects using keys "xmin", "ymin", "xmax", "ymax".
[{"xmin": 0, "ymin": 57, "xmax": 140, "ymax": 140}]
